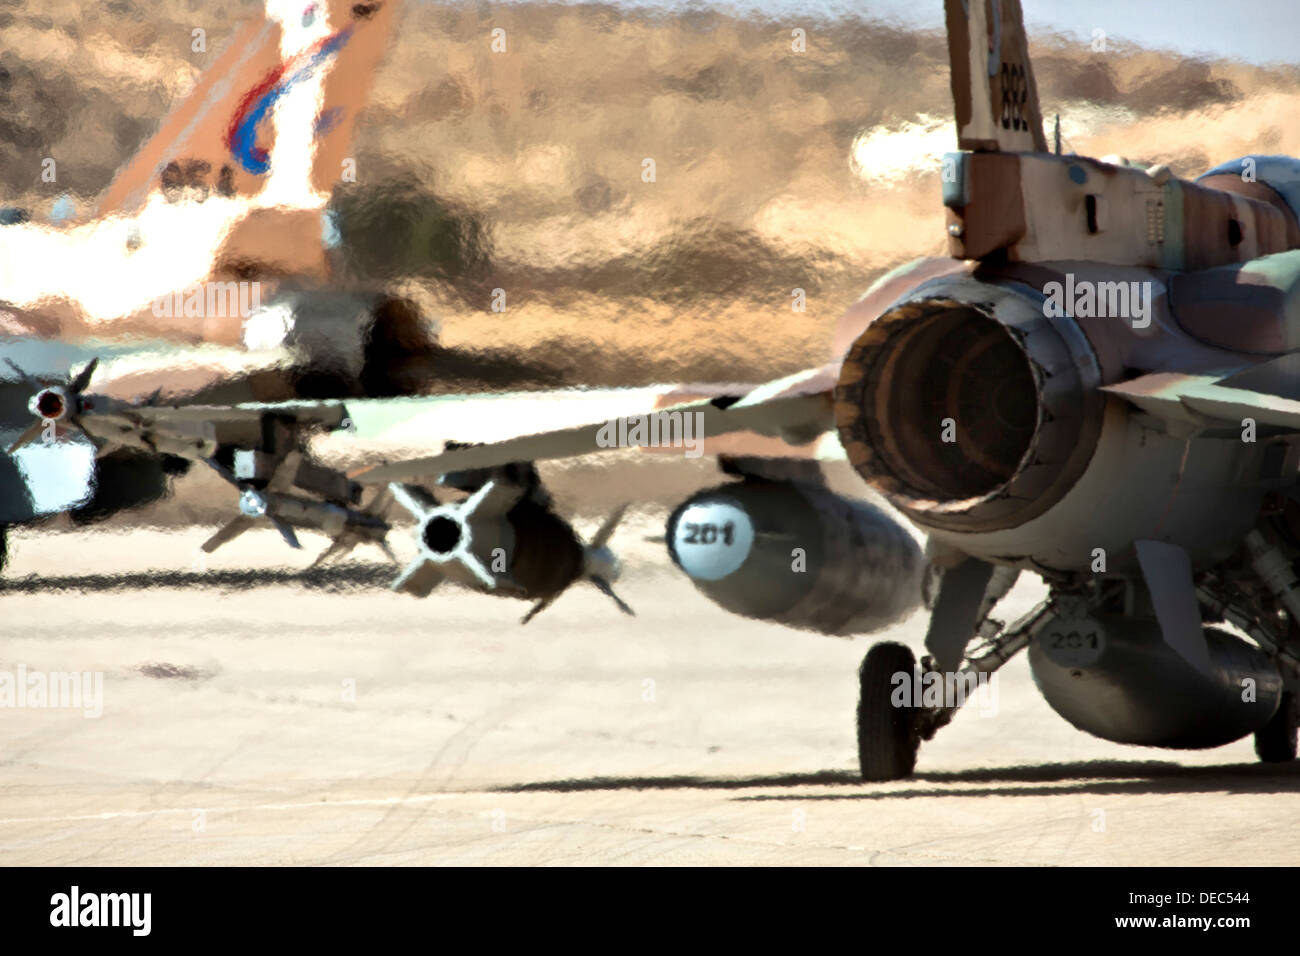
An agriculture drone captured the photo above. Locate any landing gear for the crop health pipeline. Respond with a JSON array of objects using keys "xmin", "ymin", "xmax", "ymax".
[
  {"xmin": 854, "ymin": 597, "xmax": 1049, "ymax": 782},
  {"xmin": 1255, "ymin": 690, "xmax": 1298, "ymax": 763},
  {"xmin": 856, "ymin": 642, "xmax": 920, "ymax": 781}
]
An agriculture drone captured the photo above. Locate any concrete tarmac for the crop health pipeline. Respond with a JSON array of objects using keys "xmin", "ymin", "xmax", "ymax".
[{"xmin": 2, "ymin": 524, "xmax": 1299, "ymax": 866}]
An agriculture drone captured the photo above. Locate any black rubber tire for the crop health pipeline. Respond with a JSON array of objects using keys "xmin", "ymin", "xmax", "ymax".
[
  {"xmin": 1255, "ymin": 690, "xmax": 1297, "ymax": 763},
  {"xmin": 0, "ymin": 524, "xmax": 7, "ymax": 575},
  {"xmin": 857, "ymin": 641, "xmax": 921, "ymax": 781}
]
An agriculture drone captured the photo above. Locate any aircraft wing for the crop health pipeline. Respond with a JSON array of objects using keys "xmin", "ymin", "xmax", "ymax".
[
  {"xmin": 8, "ymin": 382, "xmax": 351, "ymax": 461},
  {"xmin": 88, "ymin": 400, "xmax": 349, "ymax": 430},
  {"xmin": 8, "ymin": 366, "xmax": 835, "ymax": 569},
  {"xmin": 347, "ymin": 366, "xmax": 836, "ymax": 484},
  {"xmin": 18, "ymin": 361, "xmax": 836, "ymax": 472},
  {"xmin": 79, "ymin": 399, "xmax": 348, "ymax": 456}
]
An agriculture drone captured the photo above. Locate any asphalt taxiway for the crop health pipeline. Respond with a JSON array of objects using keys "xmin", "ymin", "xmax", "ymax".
[{"xmin": 2, "ymin": 524, "xmax": 1299, "ymax": 866}]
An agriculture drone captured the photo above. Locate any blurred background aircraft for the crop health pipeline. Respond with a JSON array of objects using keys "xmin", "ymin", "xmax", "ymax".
[{"xmin": 1, "ymin": 0, "xmax": 448, "ymax": 562}]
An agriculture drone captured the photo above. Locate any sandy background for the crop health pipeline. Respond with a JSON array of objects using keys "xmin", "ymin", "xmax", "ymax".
[{"xmin": 4, "ymin": 1, "xmax": 1299, "ymax": 385}]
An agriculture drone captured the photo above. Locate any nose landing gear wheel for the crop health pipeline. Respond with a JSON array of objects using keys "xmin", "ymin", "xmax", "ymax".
[
  {"xmin": 857, "ymin": 641, "xmax": 921, "ymax": 781},
  {"xmin": 1255, "ymin": 690, "xmax": 1297, "ymax": 763}
]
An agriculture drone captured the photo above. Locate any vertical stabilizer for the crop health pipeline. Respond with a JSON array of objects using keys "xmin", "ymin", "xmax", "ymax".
[
  {"xmin": 944, "ymin": 0, "xmax": 1047, "ymax": 153},
  {"xmin": 94, "ymin": 1, "xmax": 400, "ymax": 217},
  {"xmin": 310, "ymin": 0, "xmax": 402, "ymax": 196},
  {"xmin": 95, "ymin": 14, "xmax": 284, "ymax": 216}
]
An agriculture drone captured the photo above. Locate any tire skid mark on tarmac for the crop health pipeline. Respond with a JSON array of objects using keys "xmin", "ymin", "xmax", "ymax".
[
  {"xmin": 315, "ymin": 696, "xmax": 533, "ymax": 864},
  {"xmin": 44, "ymin": 732, "xmax": 272, "ymax": 867},
  {"xmin": 0, "ymin": 783, "xmax": 1236, "ymax": 865},
  {"xmin": 861, "ymin": 793, "xmax": 1191, "ymax": 866},
  {"xmin": 317, "ymin": 792, "xmax": 912, "ymax": 865}
]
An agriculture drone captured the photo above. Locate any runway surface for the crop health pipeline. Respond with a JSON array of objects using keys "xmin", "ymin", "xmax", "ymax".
[{"xmin": 3, "ymin": 524, "xmax": 1299, "ymax": 866}]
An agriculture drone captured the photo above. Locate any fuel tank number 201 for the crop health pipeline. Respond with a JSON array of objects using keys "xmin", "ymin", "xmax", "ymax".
[
  {"xmin": 1040, "ymin": 617, "xmax": 1107, "ymax": 667},
  {"xmin": 680, "ymin": 522, "xmax": 736, "ymax": 546},
  {"xmin": 1050, "ymin": 630, "xmax": 1098, "ymax": 650}
]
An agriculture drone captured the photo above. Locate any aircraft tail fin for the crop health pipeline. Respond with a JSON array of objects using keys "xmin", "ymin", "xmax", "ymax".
[
  {"xmin": 944, "ymin": 0, "xmax": 1047, "ymax": 153},
  {"xmin": 95, "ymin": 0, "xmax": 401, "ymax": 218},
  {"xmin": 95, "ymin": 14, "xmax": 284, "ymax": 216},
  {"xmin": 308, "ymin": 1, "xmax": 402, "ymax": 196}
]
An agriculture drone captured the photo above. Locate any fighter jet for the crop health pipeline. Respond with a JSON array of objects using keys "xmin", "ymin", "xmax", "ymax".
[
  {"xmin": 0, "ymin": 0, "xmax": 431, "ymax": 400},
  {"xmin": 0, "ymin": 0, "xmax": 448, "ymax": 568},
  {"xmin": 49, "ymin": 0, "xmax": 1300, "ymax": 781}
]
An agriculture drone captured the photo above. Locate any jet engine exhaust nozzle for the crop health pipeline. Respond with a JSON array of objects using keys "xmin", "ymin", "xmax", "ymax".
[{"xmin": 834, "ymin": 281, "xmax": 1105, "ymax": 533}]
